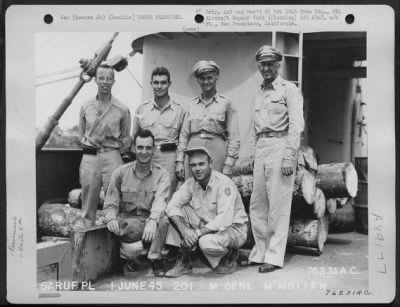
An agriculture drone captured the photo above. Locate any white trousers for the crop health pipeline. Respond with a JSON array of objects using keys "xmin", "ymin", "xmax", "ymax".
[{"xmin": 248, "ymin": 137, "xmax": 296, "ymax": 267}]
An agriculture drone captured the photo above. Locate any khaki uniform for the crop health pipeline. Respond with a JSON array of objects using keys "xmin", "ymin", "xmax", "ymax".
[
  {"xmin": 177, "ymin": 93, "xmax": 240, "ymax": 177},
  {"xmin": 248, "ymin": 76, "xmax": 304, "ymax": 267},
  {"xmin": 132, "ymin": 98, "xmax": 185, "ymax": 198},
  {"xmin": 165, "ymin": 171, "xmax": 248, "ymax": 268},
  {"xmin": 78, "ymin": 96, "xmax": 131, "ymax": 222},
  {"xmin": 103, "ymin": 161, "xmax": 170, "ymax": 260}
]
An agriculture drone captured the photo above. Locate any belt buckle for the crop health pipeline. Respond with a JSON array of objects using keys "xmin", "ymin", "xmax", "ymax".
[
  {"xmin": 200, "ymin": 133, "xmax": 206, "ymax": 139},
  {"xmin": 156, "ymin": 144, "xmax": 162, "ymax": 150}
]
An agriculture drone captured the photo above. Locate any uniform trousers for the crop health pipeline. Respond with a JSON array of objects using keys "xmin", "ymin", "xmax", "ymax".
[
  {"xmin": 166, "ymin": 205, "xmax": 247, "ymax": 268},
  {"xmin": 184, "ymin": 135, "xmax": 227, "ymax": 180},
  {"xmin": 152, "ymin": 149, "xmax": 177, "ymax": 200},
  {"xmin": 79, "ymin": 150, "xmax": 123, "ymax": 223},
  {"xmin": 119, "ymin": 215, "xmax": 169, "ymax": 261},
  {"xmin": 248, "ymin": 136, "xmax": 296, "ymax": 267}
]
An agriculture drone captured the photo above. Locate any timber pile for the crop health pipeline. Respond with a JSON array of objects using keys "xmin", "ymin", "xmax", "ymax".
[{"xmin": 231, "ymin": 146, "xmax": 358, "ymax": 253}]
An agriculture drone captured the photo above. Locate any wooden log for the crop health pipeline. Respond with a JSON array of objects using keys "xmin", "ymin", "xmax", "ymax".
[
  {"xmin": 38, "ymin": 203, "xmax": 106, "ymax": 237},
  {"xmin": 313, "ymin": 188, "xmax": 326, "ymax": 219},
  {"xmin": 337, "ymin": 197, "xmax": 349, "ymax": 208},
  {"xmin": 287, "ymin": 216, "xmax": 329, "ymax": 254},
  {"xmin": 291, "ymin": 187, "xmax": 325, "ymax": 219},
  {"xmin": 71, "ymin": 225, "xmax": 120, "ymax": 283},
  {"xmin": 231, "ymin": 174, "xmax": 253, "ymax": 198},
  {"xmin": 316, "ymin": 163, "xmax": 358, "ymax": 198},
  {"xmin": 293, "ymin": 167, "xmax": 317, "ymax": 205},
  {"xmin": 297, "ymin": 146, "xmax": 318, "ymax": 174},
  {"xmin": 326, "ymin": 198, "xmax": 337, "ymax": 215},
  {"xmin": 328, "ymin": 202, "xmax": 355, "ymax": 233}
]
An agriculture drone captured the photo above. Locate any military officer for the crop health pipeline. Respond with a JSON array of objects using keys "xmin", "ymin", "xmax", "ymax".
[
  {"xmin": 164, "ymin": 146, "xmax": 248, "ymax": 277},
  {"xmin": 246, "ymin": 46, "xmax": 304, "ymax": 273},
  {"xmin": 132, "ymin": 67, "xmax": 185, "ymax": 198},
  {"xmin": 176, "ymin": 60, "xmax": 240, "ymax": 180},
  {"xmin": 103, "ymin": 129, "xmax": 170, "ymax": 276},
  {"xmin": 78, "ymin": 64, "xmax": 132, "ymax": 227}
]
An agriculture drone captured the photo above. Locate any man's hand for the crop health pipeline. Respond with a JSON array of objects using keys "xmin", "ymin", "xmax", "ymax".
[
  {"xmin": 175, "ymin": 161, "xmax": 185, "ymax": 181},
  {"xmin": 281, "ymin": 159, "xmax": 295, "ymax": 176},
  {"xmin": 142, "ymin": 219, "xmax": 157, "ymax": 243},
  {"xmin": 222, "ymin": 165, "xmax": 233, "ymax": 177},
  {"xmin": 181, "ymin": 228, "xmax": 198, "ymax": 248},
  {"xmin": 107, "ymin": 219, "xmax": 120, "ymax": 235}
]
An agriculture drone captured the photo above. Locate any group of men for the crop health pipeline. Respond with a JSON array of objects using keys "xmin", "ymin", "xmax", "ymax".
[{"xmin": 77, "ymin": 45, "xmax": 304, "ymax": 277}]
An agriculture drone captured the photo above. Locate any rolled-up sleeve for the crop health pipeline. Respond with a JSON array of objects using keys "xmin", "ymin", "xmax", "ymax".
[
  {"xmin": 284, "ymin": 85, "xmax": 304, "ymax": 160},
  {"xmin": 103, "ymin": 169, "xmax": 122, "ymax": 223},
  {"xmin": 148, "ymin": 170, "xmax": 171, "ymax": 223},
  {"xmin": 166, "ymin": 181, "xmax": 193, "ymax": 217},
  {"xmin": 205, "ymin": 185, "xmax": 236, "ymax": 232},
  {"xmin": 224, "ymin": 102, "xmax": 240, "ymax": 167}
]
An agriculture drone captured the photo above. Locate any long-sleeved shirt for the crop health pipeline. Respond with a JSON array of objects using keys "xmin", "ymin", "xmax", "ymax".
[
  {"xmin": 103, "ymin": 161, "xmax": 170, "ymax": 223},
  {"xmin": 132, "ymin": 98, "xmax": 185, "ymax": 145},
  {"xmin": 78, "ymin": 96, "xmax": 131, "ymax": 153},
  {"xmin": 249, "ymin": 76, "xmax": 304, "ymax": 160},
  {"xmin": 176, "ymin": 93, "xmax": 240, "ymax": 167},
  {"xmin": 166, "ymin": 170, "xmax": 248, "ymax": 232}
]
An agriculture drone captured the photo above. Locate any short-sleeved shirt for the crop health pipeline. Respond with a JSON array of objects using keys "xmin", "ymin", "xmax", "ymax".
[
  {"xmin": 79, "ymin": 96, "xmax": 131, "ymax": 153},
  {"xmin": 177, "ymin": 93, "xmax": 240, "ymax": 167},
  {"xmin": 166, "ymin": 170, "xmax": 248, "ymax": 232},
  {"xmin": 132, "ymin": 98, "xmax": 185, "ymax": 145},
  {"xmin": 249, "ymin": 76, "xmax": 304, "ymax": 160},
  {"xmin": 103, "ymin": 161, "xmax": 170, "ymax": 223}
]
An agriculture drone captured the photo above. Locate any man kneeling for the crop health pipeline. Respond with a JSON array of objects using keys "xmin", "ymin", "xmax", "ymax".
[
  {"xmin": 164, "ymin": 146, "xmax": 248, "ymax": 277},
  {"xmin": 103, "ymin": 129, "xmax": 171, "ymax": 277}
]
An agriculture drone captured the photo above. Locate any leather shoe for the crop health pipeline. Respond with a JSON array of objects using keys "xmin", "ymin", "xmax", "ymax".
[{"xmin": 258, "ymin": 263, "xmax": 277, "ymax": 273}]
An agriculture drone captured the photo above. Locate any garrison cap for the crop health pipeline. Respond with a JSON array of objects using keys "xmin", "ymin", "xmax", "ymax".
[
  {"xmin": 185, "ymin": 146, "xmax": 212, "ymax": 158},
  {"xmin": 255, "ymin": 45, "xmax": 283, "ymax": 62},
  {"xmin": 192, "ymin": 60, "xmax": 220, "ymax": 77}
]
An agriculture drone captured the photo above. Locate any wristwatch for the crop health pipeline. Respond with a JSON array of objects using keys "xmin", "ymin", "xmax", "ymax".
[{"xmin": 195, "ymin": 229, "xmax": 202, "ymax": 237}]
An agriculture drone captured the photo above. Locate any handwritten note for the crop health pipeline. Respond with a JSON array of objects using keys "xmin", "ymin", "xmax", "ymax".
[{"xmin": 8, "ymin": 216, "xmax": 23, "ymax": 257}]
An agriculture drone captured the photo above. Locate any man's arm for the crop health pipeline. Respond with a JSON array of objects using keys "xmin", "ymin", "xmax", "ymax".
[
  {"xmin": 78, "ymin": 105, "xmax": 86, "ymax": 143},
  {"xmin": 119, "ymin": 108, "xmax": 132, "ymax": 154},
  {"xmin": 224, "ymin": 101, "xmax": 240, "ymax": 169},
  {"xmin": 282, "ymin": 84, "xmax": 304, "ymax": 175},
  {"xmin": 103, "ymin": 168, "xmax": 122, "ymax": 234}
]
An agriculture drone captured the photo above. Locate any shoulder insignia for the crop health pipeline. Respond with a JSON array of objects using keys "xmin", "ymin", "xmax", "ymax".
[{"xmin": 225, "ymin": 187, "xmax": 231, "ymax": 196}]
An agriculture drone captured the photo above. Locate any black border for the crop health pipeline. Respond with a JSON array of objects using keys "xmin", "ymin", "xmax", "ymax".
[{"xmin": 0, "ymin": 0, "xmax": 398, "ymax": 305}]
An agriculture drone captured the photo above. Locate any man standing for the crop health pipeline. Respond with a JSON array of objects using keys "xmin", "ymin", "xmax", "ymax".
[
  {"xmin": 247, "ymin": 46, "xmax": 304, "ymax": 273},
  {"xmin": 176, "ymin": 60, "xmax": 240, "ymax": 180},
  {"xmin": 78, "ymin": 64, "xmax": 132, "ymax": 227},
  {"xmin": 132, "ymin": 67, "xmax": 185, "ymax": 198},
  {"xmin": 165, "ymin": 146, "xmax": 248, "ymax": 277},
  {"xmin": 103, "ymin": 129, "xmax": 170, "ymax": 276}
]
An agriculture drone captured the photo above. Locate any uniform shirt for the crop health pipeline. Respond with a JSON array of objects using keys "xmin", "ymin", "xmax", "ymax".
[
  {"xmin": 176, "ymin": 93, "xmax": 240, "ymax": 167},
  {"xmin": 79, "ymin": 96, "xmax": 131, "ymax": 153},
  {"xmin": 103, "ymin": 161, "xmax": 170, "ymax": 223},
  {"xmin": 166, "ymin": 170, "xmax": 248, "ymax": 232},
  {"xmin": 132, "ymin": 98, "xmax": 186, "ymax": 145},
  {"xmin": 249, "ymin": 76, "xmax": 304, "ymax": 160}
]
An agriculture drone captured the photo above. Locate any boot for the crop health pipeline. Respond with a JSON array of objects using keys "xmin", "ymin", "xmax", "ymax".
[
  {"xmin": 216, "ymin": 248, "xmax": 239, "ymax": 274},
  {"xmin": 151, "ymin": 259, "xmax": 166, "ymax": 277},
  {"xmin": 123, "ymin": 259, "xmax": 138, "ymax": 275},
  {"xmin": 165, "ymin": 250, "xmax": 193, "ymax": 278}
]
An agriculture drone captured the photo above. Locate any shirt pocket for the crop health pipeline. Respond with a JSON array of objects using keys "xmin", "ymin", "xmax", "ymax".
[
  {"xmin": 121, "ymin": 186, "xmax": 137, "ymax": 212},
  {"xmin": 105, "ymin": 119, "xmax": 120, "ymax": 138},
  {"xmin": 161, "ymin": 112, "xmax": 179, "ymax": 138},
  {"xmin": 268, "ymin": 98, "xmax": 287, "ymax": 126}
]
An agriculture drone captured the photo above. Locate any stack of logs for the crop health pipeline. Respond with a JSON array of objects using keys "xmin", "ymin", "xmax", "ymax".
[
  {"xmin": 38, "ymin": 146, "xmax": 358, "ymax": 255},
  {"xmin": 232, "ymin": 146, "xmax": 358, "ymax": 254}
]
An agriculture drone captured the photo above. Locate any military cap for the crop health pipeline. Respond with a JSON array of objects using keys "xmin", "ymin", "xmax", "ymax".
[
  {"xmin": 255, "ymin": 45, "xmax": 283, "ymax": 62},
  {"xmin": 192, "ymin": 60, "xmax": 220, "ymax": 77},
  {"xmin": 185, "ymin": 146, "xmax": 212, "ymax": 158}
]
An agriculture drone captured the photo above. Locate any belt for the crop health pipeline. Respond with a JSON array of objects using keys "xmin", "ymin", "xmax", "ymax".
[
  {"xmin": 82, "ymin": 147, "xmax": 117, "ymax": 155},
  {"xmin": 193, "ymin": 130, "xmax": 224, "ymax": 140},
  {"xmin": 257, "ymin": 131, "xmax": 288, "ymax": 138},
  {"xmin": 155, "ymin": 143, "xmax": 178, "ymax": 152}
]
